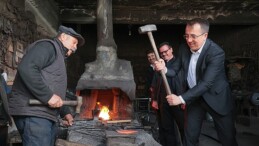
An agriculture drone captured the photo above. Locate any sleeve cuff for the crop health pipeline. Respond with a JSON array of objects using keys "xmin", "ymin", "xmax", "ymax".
[
  {"xmin": 179, "ymin": 95, "xmax": 186, "ymax": 104},
  {"xmin": 60, "ymin": 106, "xmax": 71, "ymax": 118},
  {"xmin": 164, "ymin": 67, "xmax": 167, "ymax": 73}
]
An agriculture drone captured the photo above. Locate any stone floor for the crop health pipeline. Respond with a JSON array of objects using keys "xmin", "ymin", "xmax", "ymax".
[{"xmin": 199, "ymin": 116, "xmax": 259, "ymax": 146}]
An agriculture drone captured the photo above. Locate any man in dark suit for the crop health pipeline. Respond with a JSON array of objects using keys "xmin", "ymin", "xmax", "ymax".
[
  {"xmin": 145, "ymin": 49, "xmax": 156, "ymax": 99},
  {"xmin": 0, "ymin": 74, "xmax": 11, "ymax": 146},
  {"xmin": 165, "ymin": 18, "xmax": 238, "ymax": 146},
  {"xmin": 151, "ymin": 42, "xmax": 184, "ymax": 146}
]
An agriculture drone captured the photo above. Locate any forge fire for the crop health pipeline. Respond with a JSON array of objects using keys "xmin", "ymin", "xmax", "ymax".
[{"xmin": 76, "ymin": 88, "xmax": 132, "ymax": 121}]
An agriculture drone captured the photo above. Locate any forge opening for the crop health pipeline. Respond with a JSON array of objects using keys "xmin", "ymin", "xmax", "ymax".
[{"xmin": 77, "ymin": 88, "xmax": 132, "ymax": 120}]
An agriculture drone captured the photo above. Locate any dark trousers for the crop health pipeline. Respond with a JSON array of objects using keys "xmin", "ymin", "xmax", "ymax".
[
  {"xmin": 184, "ymin": 99, "xmax": 238, "ymax": 146},
  {"xmin": 158, "ymin": 100, "xmax": 185, "ymax": 146},
  {"xmin": 0, "ymin": 125, "xmax": 8, "ymax": 146},
  {"xmin": 14, "ymin": 116, "xmax": 58, "ymax": 146}
]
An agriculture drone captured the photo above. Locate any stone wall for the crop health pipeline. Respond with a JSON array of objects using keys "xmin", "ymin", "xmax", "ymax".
[{"xmin": 0, "ymin": 0, "xmax": 52, "ymax": 85}]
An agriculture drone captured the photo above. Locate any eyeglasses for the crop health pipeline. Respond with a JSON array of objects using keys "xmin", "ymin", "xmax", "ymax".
[
  {"xmin": 159, "ymin": 48, "xmax": 170, "ymax": 55},
  {"xmin": 183, "ymin": 33, "xmax": 206, "ymax": 40}
]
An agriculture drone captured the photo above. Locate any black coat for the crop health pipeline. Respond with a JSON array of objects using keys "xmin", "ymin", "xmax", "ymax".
[
  {"xmin": 179, "ymin": 39, "xmax": 234, "ymax": 115},
  {"xmin": 152, "ymin": 57, "xmax": 181, "ymax": 103}
]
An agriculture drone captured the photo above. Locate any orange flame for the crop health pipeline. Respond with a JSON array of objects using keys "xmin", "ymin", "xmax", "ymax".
[{"xmin": 99, "ymin": 106, "xmax": 110, "ymax": 120}]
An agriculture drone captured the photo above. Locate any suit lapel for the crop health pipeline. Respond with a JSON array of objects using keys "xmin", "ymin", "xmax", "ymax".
[
  {"xmin": 185, "ymin": 48, "xmax": 192, "ymax": 79},
  {"xmin": 196, "ymin": 39, "xmax": 210, "ymax": 81}
]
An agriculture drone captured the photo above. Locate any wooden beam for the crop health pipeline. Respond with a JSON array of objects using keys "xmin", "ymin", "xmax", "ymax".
[{"xmin": 60, "ymin": 8, "xmax": 259, "ymax": 25}]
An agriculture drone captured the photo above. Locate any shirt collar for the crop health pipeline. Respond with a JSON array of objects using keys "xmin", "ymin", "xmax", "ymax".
[{"xmin": 190, "ymin": 40, "xmax": 206, "ymax": 54}]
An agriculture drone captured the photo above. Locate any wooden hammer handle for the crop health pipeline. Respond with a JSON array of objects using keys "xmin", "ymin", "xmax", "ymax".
[
  {"xmin": 29, "ymin": 96, "xmax": 82, "ymax": 114},
  {"xmin": 147, "ymin": 31, "xmax": 172, "ymax": 95},
  {"xmin": 29, "ymin": 99, "xmax": 78, "ymax": 105}
]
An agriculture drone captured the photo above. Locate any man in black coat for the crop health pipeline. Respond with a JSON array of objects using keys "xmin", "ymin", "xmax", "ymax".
[
  {"xmin": 151, "ymin": 42, "xmax": 184, "ymax": 146},
  {"xmin": 0, "ymin": 74, "xmax": 11, "ymax": 146},
  {"xmin": 166, "ymin": 18, "xmax": 238, "ymax": 146},
  {"xmin": 145, "ymin": 49, "xmax": 156, "ymax": 98}
]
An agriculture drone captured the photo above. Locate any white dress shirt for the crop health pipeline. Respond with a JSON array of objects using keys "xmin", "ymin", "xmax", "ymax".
[
  {"xmin": 179, "ymin": 41, "xmax": 206, "ymax": 104},
  {"xmin": 187, "ymin": 49, "xmax": 202, "ymax": 88}
]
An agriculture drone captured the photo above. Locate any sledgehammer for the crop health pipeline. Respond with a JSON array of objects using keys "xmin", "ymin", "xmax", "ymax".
[
  {"xmin": 29, "ymin": 96, "xmax": 83, "ymax": 114},
  {"xmin": 138, "ymin": 24, "xmax": 171, "ymax": 95},
  {"xmin": 139, "ymin": 24, "xmax": 183, "ymax": 146}
]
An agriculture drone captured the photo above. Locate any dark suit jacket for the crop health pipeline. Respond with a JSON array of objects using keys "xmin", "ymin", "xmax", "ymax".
[
  {"xmin": 145, "ymin": 65, "xmax": 155, "ymax": 97},
  {"xmin": 152, "ymin": 57, "xmax": 179, "ymax": 104},
  {"xmin": 178, "ymin": 39, "xmax": 234, "ymax": 115}
]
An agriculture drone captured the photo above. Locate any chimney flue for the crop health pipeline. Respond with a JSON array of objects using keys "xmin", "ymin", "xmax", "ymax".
[{"xmin": 76, "ymin": 0, "xmax": 136, "ymax": 100}]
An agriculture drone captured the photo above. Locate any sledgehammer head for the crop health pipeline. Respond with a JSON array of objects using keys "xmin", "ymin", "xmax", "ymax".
[{"xmin": 138, "ymin": 24, "xmax": 157, "ymax": 34}]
